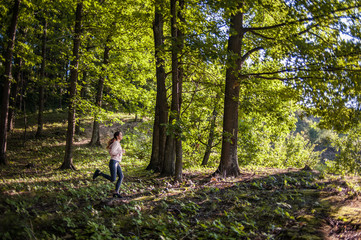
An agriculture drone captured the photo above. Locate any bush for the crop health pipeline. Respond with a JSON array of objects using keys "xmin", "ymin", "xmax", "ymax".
[
  {"xmin": 283, "ymin": 133, "xmax": 320, "ymax": 168},
  {"xmin": 121, "ymin": 121, "xmax": 152, "ymax": 161},
  {"xmin": 239, "ymin": 130, "xmax": 321, "ymax": 169},
  {"xmin": 331, "ymin": 129, "xmax": 361, "ymax": 175}
]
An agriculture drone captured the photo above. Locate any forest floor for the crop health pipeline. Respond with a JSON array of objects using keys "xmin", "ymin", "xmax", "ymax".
[{"xmin": 0, "ymin": 111, "xmax": 361, "ymax": 239}]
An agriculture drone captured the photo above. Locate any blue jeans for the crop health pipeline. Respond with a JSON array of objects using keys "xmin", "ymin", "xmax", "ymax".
[{"xmin": 100, "ymin": 159, "xmax": 123, "ymax": 193}]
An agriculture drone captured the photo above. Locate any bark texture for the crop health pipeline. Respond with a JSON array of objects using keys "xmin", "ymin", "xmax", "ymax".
[
  {"xmin": 36, "ymin": 19, "xmax": 47, "ymax": 138},
  {"xmin": 61, "ymin": 2, "xmax": 83, "ymax": 170},
  {"xmin": 0, "ymin": 0, "xmax": 21, "ymax": 165},
  {"xmin": 8, "ymin": 57, "xmax": 22, "ymax": 132},
  {"xmin": 148, "ymin": 0, "xmax": 168, "ymax": 172},
  {"xmin": 217, "ymin": 8, "xmax": 244, "ymax": 177},
  {"xmin": 174, "ymin": 0, "xmax": 185, "ymax": 182},
  {"xmin": 162, "ymin": 0, "xmax": 184, "ymax": 179},
  {"xmin": 201, "ymin": 108, "xmax": 218, "ymax": 166},
  {"xmin": 75, "ymin": 70, "xmax": 87, "ymax": 135}
]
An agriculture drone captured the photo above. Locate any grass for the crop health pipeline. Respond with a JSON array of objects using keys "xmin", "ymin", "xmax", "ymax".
[{"xmin": 1, "ymin": 110, "xmax": 361, "ymax": 239}]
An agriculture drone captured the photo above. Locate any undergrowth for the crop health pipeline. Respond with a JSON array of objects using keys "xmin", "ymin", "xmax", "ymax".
[{"xmin": 0, "ymin": 111, "xmax": 360, "ymax": 239}]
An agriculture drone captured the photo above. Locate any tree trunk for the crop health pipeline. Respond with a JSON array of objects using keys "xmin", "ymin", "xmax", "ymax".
[
  {"xmin": 201, "ymin": 107, "xmax": 218, "ymax": 166},
  {"xmin": 22, "ymin": 92, "xmax": 28, "ymax": 146},
  {"xmin": 89, "ymin": 45, "xmax": 110, "ymax": 146},
  {"xmin": 89, "ymin": 117, "xmax": 100, "ymax": 145},
  {"xmin": 61, "ymin": 2, "xmax": 82, "ymax": 170},
  {"xmin": 174, "ymin": 0, "xmax": 185, "ymax": 182},
  {"xmin": 174, "ymin": 138, "xmax": 183, "ymax": 181},
  {"xmin": 8, "ymin": 82, "xmax": 17, "ymax": 133},
  {"xmin": 18, "ymin": 68, "xmax": 25, "ymax": 126},
  {"xmin": 8, "ymin": 57, "xmax": 22, "ymax": 132},
  {"xmin": 75, "ymin": 71, "xmax": 87, "ymax": 135},
  {"xmin": 163, "ymin": 136, "xmax": 175, "ymax": 175},
  {"xmin": 0, "ymin": 0, "xmax": 21, "ymax": 165},
  {"xmin": 148, "ymin": 94, "xmax": 161, "ymax": 171},
  {"xmin": 147, "ymin": 0, "xmax": 167, "ymax": 172},
  {"xmin": 161, "ymin": 0, "xmax": 178, "ymax": 176},
  {"xmin": 35, "ymin": 86, "xmax": 45, "ymax": 137},
  {"xmin": 59, "ymin": 62, "xmax": 69, "ymax": 109},
  {"xmin": 36, "ymin": 19, "xmax": 47, "ymax": 138},
  {"xmin": 216, "ymin": 9, "xmax": 244, "ymax": 178},
  {"xmin": 162, "ymin": 0, "xmax": 183, "ymax": 178}
]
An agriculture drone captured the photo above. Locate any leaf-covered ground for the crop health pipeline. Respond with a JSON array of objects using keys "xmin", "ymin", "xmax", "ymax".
[{"xmin": 1, "ymin": 112, "xmax": 360, "ymax": 239}]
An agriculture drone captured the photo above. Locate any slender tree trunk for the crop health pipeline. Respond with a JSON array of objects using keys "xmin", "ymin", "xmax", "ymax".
[
  {"xmin": 36, "ymin": 19, "xmax": 47, "ymax": 138},
  {"xmin": 19, "ymin": 71, "xmax": 28, "ymax": 146},
  {"xmin": 36, "ymin": 86, "xmax": 45, "ymax": 137},
  {"xmin": 8, "ymin": 57, "xmax": 22, "ymax": 132},
  {"xmin": 8, "ymin": 83, "xmax": 17, "ymax": 133},
  {"xmin": 75, "ymin": 71, "xmax": 87, "ymax": 135},
  {"xmin": 18, "ymin": 69, "xmax": 25, "ymax": 122},
  {"xmin": 22, "ymin": 93, "xmax": 27, "ymax": 146},
  {"xmin": 174, "ymin": 0, "xmax": 185, "ymax": 182},
  {"xmin": 89, "ymin": 45, "xmax": 110, "ymax": 146},
  {"xmin": 174, "ymin": 137, "xmax": 183, "ymax": 181},
  {"xmin": 61, "ymin": 2, "xmax": 82, "ymax": 170},
  {"xmin": 0, "ymin": 0, "xmax": 21, "ymax": 165},
  {"xmin": 59, "ymin": 62, "xmax": 69, "ymax": 109},
  {"xmin": 201, "ymin": 107, "xmax": 218, "ymax": 166},
  {"xmin": 9, "ymin": 28, "xmax": 27, "ymax": 132},
  {"xmin": 147, "ymin": 0, "xmax": 167, "ymax": 172},
  {"xmin": 216, "ymin": 8, "xmax": 244, "ymax": 178}
]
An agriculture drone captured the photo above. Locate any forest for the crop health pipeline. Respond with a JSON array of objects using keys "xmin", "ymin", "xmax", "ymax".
[{"xmin": 1, "ymin": 0, "xmax": 361, "ymax": 239}]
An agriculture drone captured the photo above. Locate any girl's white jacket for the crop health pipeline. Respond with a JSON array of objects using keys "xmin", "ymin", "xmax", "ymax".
[{"xmin": 108, "ymin": 141, "xmax": 123, "ymax": 162}]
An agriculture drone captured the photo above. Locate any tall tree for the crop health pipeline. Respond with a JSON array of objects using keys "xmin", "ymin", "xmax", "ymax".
[
  {"xmin": 174, "ymin": 0, "xmax": 185, "ymax": 182},
  {"xmin": 0, "ymin": 0, "xmax": 21, "ymax": 166},
  {"xmin": 201, "ymin": 105, "xmax": 218, "ymax": 166},
  {"xmin": 35, "ymin": 18, "xmax": 47, "ymax": 138},
  {"xmin": 89, "ymin": 44, "xmax": 110, "ymax": 146},
  {"xmin": 7, "ymin": 58, "xmax": 20, "ymax": 132},
  {"xmin": 61, "ymin": 1, "xmax": 83, "ymax": 170},
  {"xmin": 212, "ymin": 0, "xmax": 361, "ymax": 177},
  {"xmin": 217, "ymin": 4, "xmax": 243, "ymax": 177},
  {"xmin": 147, "ymin": 0, "xmax": 168, "ymax": 172},
  {"xmin": 161, "ymin": 0, "xmax": 184, "ymax": 177}
]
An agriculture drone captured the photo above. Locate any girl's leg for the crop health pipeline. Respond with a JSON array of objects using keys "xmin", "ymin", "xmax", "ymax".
[
  {"xmin": 100, "ymin": 160, "xmax": 117, "ymax": 182},
  {"xmin": 115, "ymin": 164, "xmax": 124, "ymax": 194}
]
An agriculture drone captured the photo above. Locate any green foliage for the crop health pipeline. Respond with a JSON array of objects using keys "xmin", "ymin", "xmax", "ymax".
[
  {"xmin": 270, "ymin": 133, "xmax": 320, "ymax": 168},
  {"xmin": 236, "ymin": 82, "xmax": 321, "ymax": 169},
  {"xmin": 295, "ymin": 112, "xmax": 340, "ymax": 146},
  {"xmin": 2, "ymin": 0, "xmax": 361, "ymax": 236},
  {"xmin": 122, "ymin": 121, "xmax": 152, "ymax": 162},
  {"xmin": 237, "ymin": 111, "xmax": 320, "ymax": 172},
  {"xmin": 330, "ymin": 128, "xmax": 361, "ymax": 175}
]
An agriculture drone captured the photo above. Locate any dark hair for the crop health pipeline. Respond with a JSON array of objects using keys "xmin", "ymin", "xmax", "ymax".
[{"xmin": 106, "ymin": 131, "xmax": 122, "ymax": 149}]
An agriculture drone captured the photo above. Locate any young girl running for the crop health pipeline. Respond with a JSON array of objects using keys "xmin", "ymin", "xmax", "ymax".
[{"xmin": 93, "ymin": 131, "xmax": 125, "ymax": 198}]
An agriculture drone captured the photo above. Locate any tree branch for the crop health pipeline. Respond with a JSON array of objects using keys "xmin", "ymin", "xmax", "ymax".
[
  {"xmin": 238, "ymin": 65, "xmax": 360, "ymax": 83},
  {"xmin": 242, "ymin": 66, "xmax": 361, "ymax": 78},
  {"xmin": 181, "ymin": 82, "xmax": 199, "ymax": 115},
  {"xmin": 245, "ymin": 5, "xmax": 361, "ymax": 32},
  {"xmin": 249, "ymin": 75, "xmax": 323, "ymax": 82},
  {"xmin": 248, "ymin": 30, "xmax": 275, "ymax": 40},
  {"xmin": 240, "ymin": 47, "xmax": 264, "ymax": 65}
]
